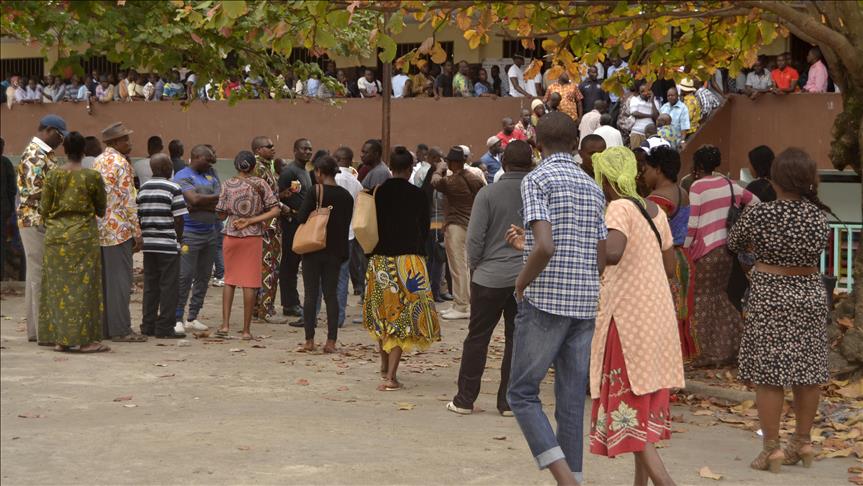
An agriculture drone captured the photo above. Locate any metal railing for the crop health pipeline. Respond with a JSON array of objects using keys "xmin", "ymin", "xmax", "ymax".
[{"xmin": 820, "ymin": 223, "xmax": 860, "ymax": 292}]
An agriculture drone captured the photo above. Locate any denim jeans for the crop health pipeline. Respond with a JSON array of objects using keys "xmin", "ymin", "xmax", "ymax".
[
  {"xmin": 507, "ymin": 298, "xmax": 594, "ymax": 483},
  {"xmin": 316, "ymin": 259, "xmax": 349, "ymax": 326},
  {"xmin": 212, "ymin": 226, "xmax": 224, "ymax": 280},
  {"xmin": 176, "ymin": 228, "xmax": 218, "ymax": 322}
]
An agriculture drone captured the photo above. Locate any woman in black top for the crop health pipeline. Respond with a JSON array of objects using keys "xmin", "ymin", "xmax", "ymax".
[
  {"xmin": 296, "ymin": 155, "xmax": 353, "ymax": 353},
  {"xmin": 745, "ymin": 145, "xmax": 777, "ymax": 202},
  {"xmin": 363, "ymin": 146, "xmax": 441, "ymax": 391}
]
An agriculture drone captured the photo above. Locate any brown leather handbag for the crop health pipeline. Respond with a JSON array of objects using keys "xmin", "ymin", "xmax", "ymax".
[{"xmin": 292, "ymin": 184, "xmax": 331, "ymax": 254}]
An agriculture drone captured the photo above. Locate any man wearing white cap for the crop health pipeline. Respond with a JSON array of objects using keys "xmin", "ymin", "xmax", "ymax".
[
  {"xmin": 479, "ymin": 136, "xmax": 503, "ymax": 183},
  {"xmin": 17, "ymin": 114, "xmax": 66, "ymax": 344}
]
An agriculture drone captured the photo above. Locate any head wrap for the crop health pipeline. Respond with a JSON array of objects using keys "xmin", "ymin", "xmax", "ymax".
[
  {"xmin": 234, "ymin": 150, "xmax": 257, "ymax": 173},
  {"xmin": 592, "ymin": 146, "xmax": 643, "ymax": 205},
  {"xmin": 530, "ymin": 98, "xmax": 544, "ymax": 112}
]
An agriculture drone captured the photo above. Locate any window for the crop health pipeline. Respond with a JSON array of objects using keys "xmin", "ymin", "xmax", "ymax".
[
  {"xmin": 80, "ymin": 55, "xmax": 123, "ymax": 79},
  {"xmin": 502, "ymin": 38, "xmax": 548, "ymax": 60},
  {"xmin": 0, "ymin": 58, "xmax": 44, "ymax": 82},
  {"xmin": 288, "ymin": 48, "xmax": 329, "ymax": 68}
]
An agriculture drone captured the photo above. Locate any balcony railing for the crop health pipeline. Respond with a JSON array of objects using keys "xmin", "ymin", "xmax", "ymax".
[{"xmin": 821, "ymin": 223, "xmax": 860, "ymax": 292}]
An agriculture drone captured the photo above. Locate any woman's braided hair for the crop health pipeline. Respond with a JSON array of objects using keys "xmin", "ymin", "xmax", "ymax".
[{"xmin": 771, "ymin": 148, "xmax": 839, "ymax": 220}]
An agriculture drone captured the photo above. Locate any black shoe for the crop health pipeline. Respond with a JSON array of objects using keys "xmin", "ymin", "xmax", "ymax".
[
  {"xmin": 282, "ymin": 305, "xmax": 303, "ymax": 317},
  {"xmin": 434, "ymin": 295, "xmax": 445, "ymax": 303},
  {"xmin": 141, "ymin": 329, "xmax": 156, "ymax": 337},
  {"xmin": 353, "ymin": 289, "xmax": 363, "ymax": 296},
  {"xmin": 155, "ymin": 331, "xmax": 185, "ymax": 339},
  {"xmin": 440, "ymin": 293, "xmax": 454, "ymax": 301},
  {"xmin": 288, "ymin": 319, "xmax": 305, "ymax": 328}
]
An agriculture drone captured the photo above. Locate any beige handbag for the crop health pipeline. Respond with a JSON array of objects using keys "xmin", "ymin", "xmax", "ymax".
[
  {"xmin": 292, "ymin": 185, "xmax": 331, "ymax": 255},
  {"xmin": 352, "ymin": 185, "xmax": 379, "ymax": 254}
]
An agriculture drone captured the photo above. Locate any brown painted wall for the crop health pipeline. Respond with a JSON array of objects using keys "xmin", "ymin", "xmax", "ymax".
[
  {"xmin": 0, "ymin": 97, "xmax": 530, "ymax": 160},
  {"xmin": 681, "ymin": 93, "xmax": 843, "ymax": 177}
]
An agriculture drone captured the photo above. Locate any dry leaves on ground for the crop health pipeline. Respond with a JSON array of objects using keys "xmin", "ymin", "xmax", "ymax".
[
  {"xmin": 112, "ymin": 395, "xmax": 133, "ymax": 402},
  {"xmin": 17, "ymin": 412, "xmax": 43, "ymax": 419},
  {"xmin": 397, "ymin": 402, "xmax": 416, "ymax": 411},
  {"xmin": 698, "ymin": 466, "xmax": 722, "ymax": 480}
]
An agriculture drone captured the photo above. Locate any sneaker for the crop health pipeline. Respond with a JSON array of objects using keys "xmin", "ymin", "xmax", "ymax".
[
  {"xmin": 184, "ymin": 319, "xmax": 208, "ymax": 332},
  {"xmin": 264, "ymin": 314, "xmax": 289, "ymax": 324},
  {"xmin": 174, "ymin": 322, "xmax": 186, "ymax": 335},
  {"xmin": 499, "ymin": 410, "xmax": 514, "ymax": 417},
  {"xmin": 446, "ymin": 401, "xmax": 472, "ymax": 415},
  {"xmin": 211, "ymin": 278, "xmax": 225, "ymax": 287},
  {"xmin": 441, "ymin": 309, "xmax": 470, "ymax": 320},
  {"xmin": 440, "ymin": 293, "xmax": 454, "ymax": 301}
]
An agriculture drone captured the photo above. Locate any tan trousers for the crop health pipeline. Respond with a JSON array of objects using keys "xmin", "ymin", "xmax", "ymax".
[
  {"xmin": 20, "ymin": 226, "xmax": 44, "ymax": 342},
  {"xmin": 444, "ymin": 224, "xmax": 470, "ymax": 313},
  {"xmin": 629, "ymin": 132, "xmax": 646, "ymax": 149}
]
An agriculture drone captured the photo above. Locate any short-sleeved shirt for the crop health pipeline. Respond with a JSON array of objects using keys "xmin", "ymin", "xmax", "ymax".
[
  {"xmin": 507, "ymin": 64, "xmax": 525, "ymax": 97},
  {"xmin": 628, "ymin": 95, "xmax": 656, "ymax": 135},
  {"xmin": 771, "ymin": 66, "xmax": 799, "ymax": 92},
  {"xmin": 361, "ymin": 162, "xmax": 391, "ymax": 190},
  {"xmin": 133, "ymin": 158, "xmax": 154, "ymax": 186},
  {"xmin": 435, "ymin": 73, "xmax": 453, "ymax": 97},
  {"xmin": 745, "ymin": 71, "xmax": 774, "ymax": 91},
  {"xmin": 16, "ymin": 136, "xmax": 58, "ymax": 228},
  {"xmin": 94, "ymin": 146, "xmax": 142, "ymax": 246},
  {"xmin": 579, "ymin": 79, "xmax": 608, "ymax": 114},
  {"xmin": 521, "ymin": 152, "xmax": 607, "ymax": 318},
  {"xmin": 173, "ymin": 166, "xmax": 221, "ymax": 233},
  {"xmin": 453, "ymin": 72, "xmax": 472, "ymax": 96},
  {"xmin": 216, "ymin": 176, "xmax": 279, "ymax": 238},
  {"xmin": 659, "ymin": 100, "xmax": 691, "ymax": 133},
  {"xmin": 137, "ymin": 177, "xmax": 188, "ymax": 253}
]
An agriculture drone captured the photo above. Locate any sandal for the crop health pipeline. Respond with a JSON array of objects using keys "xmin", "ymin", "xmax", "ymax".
[
  {"xmin": 78, "ymin": 343, "xmax": 111, "ymax": 353},
  {"xmin": 377, "ymin": 380, "xmax": 402, "ymax": 391},
  {"xmin": 111, "ymin": 333, "xmax": 147, "ymax": 343},
  {"xmin": 53, "ymin": 345, "xmax": 70, "ymax": 352},
  {"xmin": 214, "ymin": 329, "xmax": 229, "ymax": 338},
  {"xmin": 783, "ymin": 434, "xmax": 815, "ymax": 467},
  {"xmin": 751, "ymin": 438, "xmax": 783, "ymax": 473},
  {"xmin": 241, "ymin": 334, "xmax": 253, "ymax": 341}
]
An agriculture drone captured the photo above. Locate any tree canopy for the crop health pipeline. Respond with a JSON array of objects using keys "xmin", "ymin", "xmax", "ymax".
[{"xmin": 2, "ymin": 0, "xmax": 860, "ymax": 172}]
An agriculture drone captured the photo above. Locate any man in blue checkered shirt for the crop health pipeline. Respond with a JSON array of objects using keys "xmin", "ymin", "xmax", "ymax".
[{"xmin": 505, "ymin": 111, "xmax": 607, "ymax": 486}]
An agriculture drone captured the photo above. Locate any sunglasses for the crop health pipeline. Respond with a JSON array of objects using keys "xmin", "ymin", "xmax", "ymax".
[{"xmin": 263, "ymin": 144, "xmax": 274, "ymax": 149}]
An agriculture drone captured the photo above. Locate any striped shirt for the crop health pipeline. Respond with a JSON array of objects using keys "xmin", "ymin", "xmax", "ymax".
[
  {"xmin": 137, "ymin": 177, "xmax": 188, "ymax": 254},
  {"xmin": 521, "ymin": 152, "xmax": 607, "ymax": 318},
  {"xmin": 685, "ymin": 175, "xmax": 759, "ymax": 261}
]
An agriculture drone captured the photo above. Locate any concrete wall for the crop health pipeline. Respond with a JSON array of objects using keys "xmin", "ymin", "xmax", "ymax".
[
  {"xmin": 681, "ymin": 93, "xmax": 844, "ymax": 176},
  {"xmin": 0, "ymin": 97, "xmax": 530, "ymax": 160}
]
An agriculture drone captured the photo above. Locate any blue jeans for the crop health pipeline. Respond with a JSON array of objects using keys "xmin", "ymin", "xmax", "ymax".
[
  {"xmin": 176, "ymin": 228, "xmax": 218, "ymax": 321},
  {"xmin": 212, "ymin": 226, "xmax": 224, "ymax": 280},
  {"xmin": 315, "ymin": 259, "xmax": 349, "ymax": 326},
  {"xmin": 507, "ymin": 299, "xmax": 594, "ymax": 483}
]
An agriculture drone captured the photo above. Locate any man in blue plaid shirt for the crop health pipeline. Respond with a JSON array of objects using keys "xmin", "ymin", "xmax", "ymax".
[{"xmin": 505, "ymin": 111, "xmax": 607, "ymax": 486}]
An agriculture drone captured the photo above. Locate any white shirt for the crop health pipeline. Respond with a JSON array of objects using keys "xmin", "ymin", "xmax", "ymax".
[
  {"xmin": 133, "ymin": 158, "xmax": 154, "ymax": 186},
  {"xmin": 392, "ymin": 74, "xmax": 409, "ymax": 98},
  {"xmin": 335, "ymin": 167, "xmax": 363, "ymax": 240},
  {"xmin": 524, "ymin": 73, "xmax": 542, "ymax": 97},
  {"xmin": 629, "ymin": 96, "xmax": 658, "ymax": 135},
  {"xmin": 507, "ymin": 64, "xmax": 525, "ymax": 97},
  {"xmin": 493, "ymin": 168, "xmax": 505, "ymax": 183},
  {"xmin": 357, "ymin": 77, "xmax": 381, "ymax": 97},
  {"xmin": 593, "ymin": 125, "xmax": 624, "ymax": 148},
  {"xmin": 412, "ymin": 161, "xmax": 431, "ymax": 187}
]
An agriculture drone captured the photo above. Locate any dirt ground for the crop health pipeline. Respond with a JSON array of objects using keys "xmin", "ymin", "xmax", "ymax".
[{"xmin": 0, "ymin": 279, "xmax": 854, "ymax": 486}]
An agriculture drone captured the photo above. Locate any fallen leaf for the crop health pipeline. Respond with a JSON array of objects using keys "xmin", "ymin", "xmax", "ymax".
[
  {"xmin": 492, "ymin": 436, "xmax": 507, "ymax": 440},
  {"xmin": 122, "ymin": 404, "xmax": 137, "ymax": 408},
  {"xmin": 698, "ymin": 466, "xmax": 722, "ymax": 480},
  {"xmin": 113, "ymin": 395, "xmax": 133, "ymax": 402},
  {"xmin": 693, "ymin": 410, "xmax": 714, "ymax": 416},
  {"xmin": 153, "ymin": 363, "xmax": 168, "ymax": 367},
  {"xmin": 193, "ymin": 331, "xmax": 210, "ymax": 339},
  {"xmin": 251, "ymin": 344, "xmax": 266, "ymax": 348},
  {"xmin": 824, "ymin": 448, "xmax": 854, "ymax": 458},
  {"xmin": 229, "ymin": 348, "xmax": 243, "ymax": 353},
  {"xmin": 158, "ymin": 373, "xmax": 175, "ymax": 378},
  {"xmin": 17, "ymin": 412, "xmax": 43, "ymax": 419},
  {"xmin": 397, "ymin": 402, "xmax": 416, "ymax": 411},
  {"xmin": 837, "ymin": 380, "xmax": 863, "ymax": 399},
  {"xmin": 53, "ymin": 356, "xmax": 68, "ymax": 362},
  {"xmin": 237, "ymin": 445, "xmax": 251, "ymax": 451},
  {"xmin": 855, "ymin": 442, "xmax": 863, "ymax": 459},
  {"xmin": 337, "ymin": 386, "xmax": 349, "ymax": 391},
  {"xmin": 731, "ymin": 400, "xmax": 755, "ymax": 412},
  {"xmin": 837, "ymin": 317, "xmax": 854, "ymax": 329},
  {"xmin": 296, "ymin": 379, "xmax": 309, "ymax": 386}
]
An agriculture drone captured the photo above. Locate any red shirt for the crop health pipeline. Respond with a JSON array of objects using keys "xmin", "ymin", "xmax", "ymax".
[
  {"xmin": 771, "ymin": 66, "xmax": 799, "ymax": 92},
  {"xmin": 496, "ymin": 129, "xmax": 527, "ymax": 149}
]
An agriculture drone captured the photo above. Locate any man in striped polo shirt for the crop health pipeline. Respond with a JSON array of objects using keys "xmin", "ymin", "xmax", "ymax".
[{"xmin": 137, "ymin": 154, "xmax": 188, "ymax": 338}]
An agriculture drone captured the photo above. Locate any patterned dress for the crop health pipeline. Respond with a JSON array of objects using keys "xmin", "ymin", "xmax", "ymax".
[
  {"xmin": 252, "ymin": 156, "xmax": 281, "ymax": 318},
  {"xmin": 648, "ymin": 193, "xmax": 698, "ymax": 362},
  {"xmin": 728, "ymin": 200, "xmax": 830, "ymax": 386},
  {"xmin": 363, "ymin": 254, "xmax": 441, "ymax": 353},
  {"xmin": 39, "ymin": 169, "xmax": 106, "ymax": 346},
  {"xmin": 590, "ymin": 199, "xmax": 684, "ymax": 457}
]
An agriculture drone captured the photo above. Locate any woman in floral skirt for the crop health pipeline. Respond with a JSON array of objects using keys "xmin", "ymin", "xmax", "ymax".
[{"xmin": 589, "ymin": 146, "xmax": 684, "ymax": 486}]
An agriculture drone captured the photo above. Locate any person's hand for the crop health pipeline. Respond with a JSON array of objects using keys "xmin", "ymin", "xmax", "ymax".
[
  {"xmin": 515, "ymin": 286, "xmax": 525, "ymax": 303},
  {"xmin": 132, "ymin": 236, "xmax": 143, "ymax": 253},
  {"xmin": 233, "ymin": 218, "xmax": 251, "ymax": 230},
  {"xmin": 505, "ymin": 224, "xmax": 525, "ymax": 251}
]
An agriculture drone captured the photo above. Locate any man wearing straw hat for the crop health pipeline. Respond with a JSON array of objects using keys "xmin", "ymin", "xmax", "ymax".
[{"xmin": 93, "ymin": 122, "xmax": 147, "ymax": 342}]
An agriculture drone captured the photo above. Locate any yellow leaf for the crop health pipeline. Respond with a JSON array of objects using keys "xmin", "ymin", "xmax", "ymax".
[
  {"xmin": 541, "ymin": 39, "xmax": 558, "ymax": 51},
  {"xmin": 397, "ymin": 402, "xmax": 416, "ymax": 411},
  {"xmin": 838, "ymin": 380, "xmax": 863, "ymax": 399},
  {"xmin": 823, "ymin": 448, "xmax": 853, "ymax": 458},
  {"xmin": 731, "ymin": 399, "xmax": 755, "ymax": 412},
  {"xmin": 418, "ymin": 36, "xmax": 434, "ymax": 55},
  {"xmin": 523, "ymin": 59, "xmax": 542, "ymax": 81},
  {"xmin": 456, "ymin": 10, "xmax": 471, "ymax": 31},
  {"xmin": 430, "ymin": 43, "xmax": 447, "ymax": 64},
  {"xmin": 463, "ymin": 29, "xmax": 478, "ymax": 41},
  {"xmin": 545, "ymin": 65, "xmax": 564, "ymax": 82},
  {"xmin": 622, "ymin": 39, "xmax": 634, "ymax": 50},
  {"xmin": 855, "ymin": 441, "xmax": 863, "ymax": 458},
  {"xmin": 698, "ymin": 466, "xmax": 722, "ymax": 480},
  {"xmin": 468, "ymin": 34, "xmax": 481, "ymax": 50}
]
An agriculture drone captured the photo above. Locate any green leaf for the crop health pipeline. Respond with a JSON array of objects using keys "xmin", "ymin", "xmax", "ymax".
[
  {"xmin": 222, "ymin": 0, "xmax": 247, "ymax": 19},
  {"xmin": 315, "ymin": 29, "xmax": 337, "ymax": 49},
  {"xmin": 377, "ymin": 33, "xmax": 396, "ymax": 63},
  {"xmin": 386, "ymin": 12, "xmax": 404, "ymax": 35},
  {"xmin": 327, "ymin": 10, "xmax": 350, "ymax": 29}
]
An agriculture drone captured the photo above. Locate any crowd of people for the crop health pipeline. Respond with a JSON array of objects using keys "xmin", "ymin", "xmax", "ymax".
[{"xmin": 4, "ymin": 102, "xmax": 834, "ymax": 484}]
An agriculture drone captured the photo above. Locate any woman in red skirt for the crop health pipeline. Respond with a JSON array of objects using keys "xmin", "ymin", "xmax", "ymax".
[
  {"xmin": 215, "ymin": 151, "xmax": 281, "ymax": 340},
  {"xmin": 590, "ymin": 147, "xmax": 685, "ymax": 486}
]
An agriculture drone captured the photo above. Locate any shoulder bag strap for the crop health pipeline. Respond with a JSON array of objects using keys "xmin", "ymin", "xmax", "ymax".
[
  {"xmin": 624, "ymin": 197, "xmax": 662, "ymax": 247},
  {"xmin": 669, "ymin": 185, "xmax": 682, "ymax": 220},
  {"xmin": 316, "ymin": 184, "xmax": 323, "ymax": 210},
  {"xmin": 725, "ymin": 177, "xmax": 738, "ymax": 207}
]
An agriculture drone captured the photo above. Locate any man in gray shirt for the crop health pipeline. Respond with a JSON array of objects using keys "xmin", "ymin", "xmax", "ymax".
[
  {"xmin": 447, "ymin": 139, "xmax": 531, "ymax": 417},
  {"xmin": 359, "ymin": 139, "xmax": 391, "ymax": 190}
]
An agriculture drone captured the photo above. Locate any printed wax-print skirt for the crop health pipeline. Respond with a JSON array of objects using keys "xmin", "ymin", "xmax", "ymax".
[
  {"xmin": 691, "ymin": 247, "xmax": 743, "ymax": 367},
  {"xmin": 363, "ymin": 254, "xmax": 441, "ymax": 353},
  {"xmin": 670, "ymin": 246, "xmax": 698, "ymax": 362},
  {"xmin": 223, "ymin": 235, "xmax": 263, "ymax": 288},
  {"xmin": 590, "ymin": 320, "xmax": 671, "ymax": 458},
  {"xmin": 738, "ymin": 271, "xmax": 829, "ymax": 387}
]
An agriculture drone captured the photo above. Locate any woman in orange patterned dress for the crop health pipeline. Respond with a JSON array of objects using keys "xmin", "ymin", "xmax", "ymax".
[{"xmin": 589, "ymin": 146, "xmax": 684, "ymax": 486}]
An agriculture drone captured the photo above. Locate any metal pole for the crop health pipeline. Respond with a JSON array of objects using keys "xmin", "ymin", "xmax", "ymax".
[{"xmin": 381, "ymin": 12, "xmax": 392, "ymax": 162}]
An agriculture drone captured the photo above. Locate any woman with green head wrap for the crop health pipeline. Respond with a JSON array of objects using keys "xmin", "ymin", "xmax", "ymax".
[{"xmin": 588, "ymin": 146, "xmax": 684, "ymax": 485}]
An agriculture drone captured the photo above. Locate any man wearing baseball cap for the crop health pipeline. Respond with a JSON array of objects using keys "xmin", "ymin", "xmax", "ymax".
[
  {"xmin": 92, "ymin": 121, "xmax": 147, "ymax": 342},
  {"xmin": 479, "ymin": 135, "xmax": 503, "ymax": 183},
  {"xmin": 16, "ymin": 114, "xmax": 67, "ymax": 344}
]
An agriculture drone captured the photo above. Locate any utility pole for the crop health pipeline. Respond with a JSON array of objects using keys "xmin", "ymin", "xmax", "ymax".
[{"xmin": 381, "ymin": 11, "xmax": 392, "ymax": 162}]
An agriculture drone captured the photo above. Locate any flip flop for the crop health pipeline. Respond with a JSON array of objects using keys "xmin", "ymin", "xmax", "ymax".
[
  {"xmin": 77, "ymin": 343, "xmax": 111, "ymax": 353},
  {"xmin": 111, "ymin": 333, "xmax": 147, "ymax": 343},
  {"xmin": 241, "ymin": 335, "xmax": 253, "ymax": 341},
  {"xmin": 214, "ymin": 330, "xmax": 229, "ymax": 338}
]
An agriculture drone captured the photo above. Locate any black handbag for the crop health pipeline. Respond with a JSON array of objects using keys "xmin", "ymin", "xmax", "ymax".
[{"xmin": 724, "ymin": 177, "xmax": 742, "ymax": 230}]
